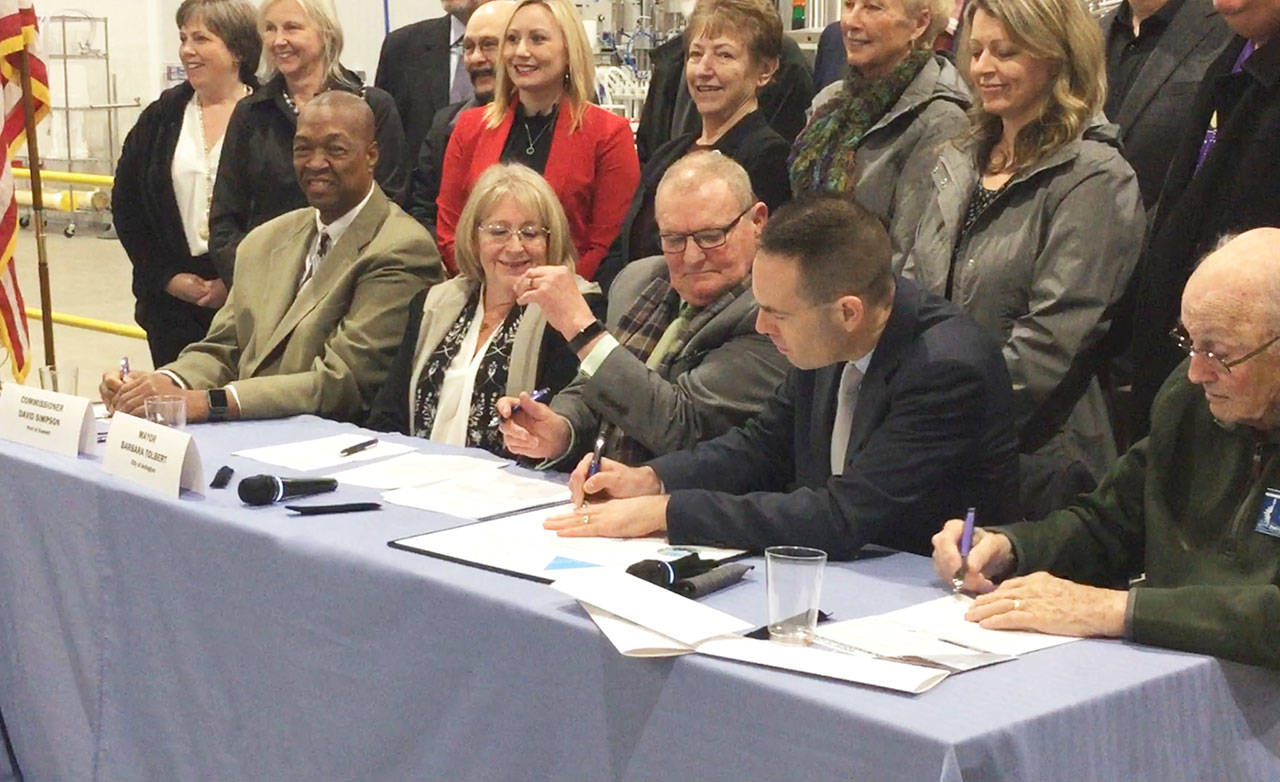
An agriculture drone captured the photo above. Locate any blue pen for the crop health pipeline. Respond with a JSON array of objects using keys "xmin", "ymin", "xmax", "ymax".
[
  {"xmin": 490, "ymin": 387, "xmax": 550, "ymax": 429},
  {"xmin": 951, "ymin": 507, "xmax": 976, "ymax": 592},
  {"xmin": 120, "ymin": 356, "xmax": 130, "ymax": 381}
]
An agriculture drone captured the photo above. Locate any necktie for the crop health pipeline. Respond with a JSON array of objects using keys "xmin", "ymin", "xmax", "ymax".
[
  {"xmin": 299, "ymin": 230, "xmax": 330, "ymax": 290},
  {"xmin": 830, "ymin": 362, "xmax": 864, "ymax": 476},
  {"xmin": 450, "ymin": 36, "xmax": 473, "ymax": 104},
  {"xmin": 646, "ymin": 303, "xmax": 695, "ymax": 369}
]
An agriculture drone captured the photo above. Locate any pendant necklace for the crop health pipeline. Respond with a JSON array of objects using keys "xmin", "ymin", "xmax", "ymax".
[{"xmin": 522, "ymin": 105, "xmax": 557, "ymax": 155}]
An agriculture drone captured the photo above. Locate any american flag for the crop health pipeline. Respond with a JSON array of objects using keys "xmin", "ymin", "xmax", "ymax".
[{"xmin": 0, "ymin": 0, "xmax": 48, "ymax": 383}]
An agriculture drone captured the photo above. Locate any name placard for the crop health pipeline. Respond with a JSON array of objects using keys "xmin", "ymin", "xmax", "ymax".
[
  {"xmin": 0, "ymin": 384, "xmax": 94, "ymax": 456},
  {"xmin": 102, "ymin": 412, "xmax": 205, "ymax": 497}
]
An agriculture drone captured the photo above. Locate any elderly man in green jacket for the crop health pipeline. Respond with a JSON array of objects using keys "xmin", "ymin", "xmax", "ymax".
[{"xmin": 933, "ymin": 228, "xmax": 1280, "ymax": 669}]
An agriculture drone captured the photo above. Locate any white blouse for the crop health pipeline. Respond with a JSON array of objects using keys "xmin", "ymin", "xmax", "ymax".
[
  {"xmin": 429, "ymin": 288, "xmax": 504, "ymax": 445},
  {"xmin": 171, "ymin": 97, "xmax": 225, "ymax": 257}
]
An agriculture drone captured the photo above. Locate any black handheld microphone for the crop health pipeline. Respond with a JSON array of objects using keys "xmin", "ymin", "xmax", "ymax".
[
  {"xmin": 237, "ymin": 474, "xmax": 338, "ymax": 506},
  {"xmin": 626, "ymin": 552, "xmax": 715, "ymax": 588}
]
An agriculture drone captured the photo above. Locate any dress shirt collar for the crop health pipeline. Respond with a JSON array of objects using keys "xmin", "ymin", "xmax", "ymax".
[
  {"xmin": 450, "ymin": 14, "xmax": 466, "ymax": 45},
  {"xmin": 313, "ymin": 183, "xmax": 375, "ymax": 245}
]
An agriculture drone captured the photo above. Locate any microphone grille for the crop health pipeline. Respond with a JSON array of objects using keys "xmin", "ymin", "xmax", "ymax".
[{"xmin": 237, "ymin": 475, "xmax": 281, "ymax": 505}]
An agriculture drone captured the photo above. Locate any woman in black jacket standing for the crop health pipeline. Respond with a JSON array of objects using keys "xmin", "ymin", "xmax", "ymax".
[
  {"xmin": 594, "ymin": 0, "xmax": 792, "ymax": 290},
  {"xmin": 207, "ymin": 0, "xmax": 407, "ymax": 286},
  {"xmin": 113, "ymin": 0, "xmax": 260, "ymax": 365}
]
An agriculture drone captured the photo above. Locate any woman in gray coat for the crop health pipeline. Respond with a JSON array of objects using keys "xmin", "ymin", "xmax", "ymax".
[
  {"xmin": 790, "ymin": 0, "xmax": 969, "ymax": 269},
  {"xmin": 903, "ymin": 0, "xmax": 1143, "ymax": 481}
]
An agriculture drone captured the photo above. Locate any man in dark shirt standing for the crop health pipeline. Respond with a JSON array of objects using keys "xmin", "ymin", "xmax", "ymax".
[
  {"xmin": 375, "ymin": 0, "xmax": 483, "ymax": 173},
  {"xmin": 1127, "ymin": 0, "xmax": 1280, "ymax": 438},
  {"xmin": 1101, "ymin": 0, "xmax": 1230, "ymax": 210}
]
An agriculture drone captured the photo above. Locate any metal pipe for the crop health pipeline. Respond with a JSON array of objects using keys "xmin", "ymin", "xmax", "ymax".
[
  {"xmin": 12, "ymin": 167, "xmax": 113, "ymax": 187},
  {"xmin": 24, "ymin": 308, "xmax": 147, "ymax": 340}
]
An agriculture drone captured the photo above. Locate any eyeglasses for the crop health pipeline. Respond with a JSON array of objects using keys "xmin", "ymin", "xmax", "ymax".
[
  {"xmin": 1168, "ymin": 324, "xmax": 1280, "ymax": 375},
  {"xmin": 658, "ymin": 205, "xmax": 752, "ymax": 254},
  {"xmin": 479, "ymin": 224, "xmax": 550, "ymax": 245}
]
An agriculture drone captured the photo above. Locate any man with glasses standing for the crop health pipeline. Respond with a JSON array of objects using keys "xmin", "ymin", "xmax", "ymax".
[
  {"xmin": 932, "ymin": 229, "xmax": 1280, "ymax": 668},
  {"xmin": 497, "ymin": 152, "xmax": 788, "ymax": 468},
  {"xmin": 541, "ymin": 194, "xmax": 1020, "ymax": 559}
]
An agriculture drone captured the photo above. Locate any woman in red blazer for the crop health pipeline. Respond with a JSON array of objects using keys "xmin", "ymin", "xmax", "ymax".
[{"xmin": 437, "ymin": 0, "xmax": 640, "ymax": 280}]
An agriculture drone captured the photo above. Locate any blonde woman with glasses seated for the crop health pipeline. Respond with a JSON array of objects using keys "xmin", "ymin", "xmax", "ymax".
[{"xmin": 366, "ymin": 163, "xmax": 602, "ymax": 455}]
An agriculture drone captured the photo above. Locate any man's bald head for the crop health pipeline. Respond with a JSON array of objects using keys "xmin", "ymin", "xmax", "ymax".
[
  {"xmin": 1180, "ymin": 228, "xmax": 1280, "ymax": 430},
  {"xmin": 464, "ymin": 0, "xmax": 517, "ymax": 100},
  {"xmin": 300, "ymin": 90, "xmax": 376, "ymax": 145},
  {"xmin": 292, "ymin": 90, "xmax": 379, "ymax": 223},
  {"xmin": 1184, "ymin": 228, "xmax": 1280, "ymax": 333}
]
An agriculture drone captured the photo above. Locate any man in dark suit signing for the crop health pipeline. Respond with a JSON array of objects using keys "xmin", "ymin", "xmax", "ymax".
[
  {"xmin": 375, "ymin": 0, "xmax": 483, "ymax": 173},
  {"xmin": 545, "ymin": 196, "xmax": 1019, "ymax": 558}
]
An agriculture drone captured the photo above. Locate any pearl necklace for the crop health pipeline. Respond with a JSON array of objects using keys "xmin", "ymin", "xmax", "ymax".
[{"xmin": 193, "ymin": 83, "xmax": 251, "ymax": 240}]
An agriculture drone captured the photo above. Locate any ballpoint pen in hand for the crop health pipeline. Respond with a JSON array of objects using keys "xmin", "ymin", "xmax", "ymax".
[
  {"xmin": 952, "ymin": 507, "xmax": 976, "ymax": 592},
  {"xmin": 120, "ymin": 356, "xmax": 130, "ymax": 381},
  {"xmin": 490, "ymin": 387, "xmax": 550, "ymax": 429}
]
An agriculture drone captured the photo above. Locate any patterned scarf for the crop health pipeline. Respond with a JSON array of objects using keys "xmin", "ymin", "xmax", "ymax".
[
  {"xmin": 789, "ymin": 49, "xmax": 932, "ymax": 195},
  {"xmin": 413, "ymin": 286, "xmax": 525, "ymax": 456},
  {"xmin": 607, "ymin": 273, "xmax": 751, "ymax": 464}
]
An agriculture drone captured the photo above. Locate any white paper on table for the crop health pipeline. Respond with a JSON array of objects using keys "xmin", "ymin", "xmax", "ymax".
[
  {"xmin": 581, "ymin": 603, "xmax": 695, "ymax": 658},
  {"xmin": 875, "ymin": 594, "xmax": 1080, "ymax": 656},
  {"xmin": 696, "ymin": 636, "xmax": 950, "ymax": 694},
  {"xmin": 325, "ymin": 452, "xmax": 509, "ymax": 489},
  {"xmin": 815, "ymin": 617, "xmax": 1013, "ymax": 671},
  {"xmin": 551, "ymin": 568, "xmax": 754, "ymax": 648},
  {"xmin": 383, "ymin": 468, "xmax": 571, "ymax": 519},
  {"xmin": 391, "ymin": 504, "xmax": 746, "ymax": 580},
  {"xmin": 234, "ymin": 434, "xmax": 414, "ymax": 472}
]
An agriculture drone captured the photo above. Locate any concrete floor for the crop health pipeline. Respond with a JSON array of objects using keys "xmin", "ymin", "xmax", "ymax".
[{"xmin": 6, "ymin": 219, "xmax": 146, "ymax": 398}]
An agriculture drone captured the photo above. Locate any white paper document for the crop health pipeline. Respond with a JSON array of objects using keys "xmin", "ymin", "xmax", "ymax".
[
  {"xmin": 234, "ymin": 434, "xmax": 414, "ymax": 472},
  {"xmin": 392, "ymin": 505, "xmax": 745, "ymax": 580},
  {"xmin": 325, "ymin": 452, "xmax": 508, "ymax": 490},
  {"xmin": 819, "ymin": 594, "xmax": 1079, "ymax": 662},
  {"xmin": 553, "ymin": 568, "xmax": 754, "ymax": 648},
  {"xmin": 559, "ymin": 570, "xmax": 948, "ymax": 694},
  {"xmin": 383, "ymin": 469, "xmax": 572, "ymax": 519}
]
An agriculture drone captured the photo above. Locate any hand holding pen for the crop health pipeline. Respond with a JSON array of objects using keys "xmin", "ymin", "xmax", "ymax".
[
  {"xmin": 490, "ymin": 387, "xmax": 550, "ymax": 429},
  {"xmin": 951, "ymin": 507, "xmax": 976, "ymax": 592},
  {"xmin": 930, "ymin": 510, "xmax": 1016, "ymax": 594}
]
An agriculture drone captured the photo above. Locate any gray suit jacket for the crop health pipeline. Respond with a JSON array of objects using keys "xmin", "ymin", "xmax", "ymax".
[
  {"xmin": 163, "ymin": 186, "xmax": 443, "ymax": 422},
  {"xmin": 549, "ymin": 255, "xmax": 788, "ymax": 466},
  {"xmin": 1102, "ymin": 0, "xmax": 1231, "ymax": 210}
]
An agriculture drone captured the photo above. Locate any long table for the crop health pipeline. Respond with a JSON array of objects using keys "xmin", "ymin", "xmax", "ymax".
[{"xmin": 1, "ymin": 415, "xmax": 1278, "ymax": 780}]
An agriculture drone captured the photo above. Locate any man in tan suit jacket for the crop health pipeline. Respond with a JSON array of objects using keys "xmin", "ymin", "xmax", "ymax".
[{"xmin": 101, "ymin": 92, "xmax": 442, "ymax": 423}]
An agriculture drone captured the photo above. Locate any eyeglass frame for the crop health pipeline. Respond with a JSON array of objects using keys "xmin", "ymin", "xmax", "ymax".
[
  {"xmin": 478, "ymin": 223, "xmax": 551, "ymax": 245},
  {"xmin": 1168, "ymin": 324, "xmax": 1280, "ymax": 375},
  {"xmin": 658, "ymin": 204, "xmax": 754, "ymax": 254}
]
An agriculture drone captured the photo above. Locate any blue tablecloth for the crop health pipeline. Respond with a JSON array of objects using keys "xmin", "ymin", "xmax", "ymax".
[{"xmin": 1, "ymin": 416, "xmax": 1278, "ymax": 780}]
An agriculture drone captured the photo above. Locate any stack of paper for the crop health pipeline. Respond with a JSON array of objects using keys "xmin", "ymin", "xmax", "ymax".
[
  {"xmin": 815, "ymin": 594, "xmax": 1078, "ymax": 671},
  {"xmin": 551, "ymin": 569, "xmax": 952, "ymax": 694},
  {"xmin": 234, "ymin": 434, "xmax": 414, "ymax": 472}
]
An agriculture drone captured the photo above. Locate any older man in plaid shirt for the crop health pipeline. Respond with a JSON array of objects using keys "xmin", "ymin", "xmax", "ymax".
[{"xmin": 497, "ymin": 152, "xmax": 788, "ymax": 469}]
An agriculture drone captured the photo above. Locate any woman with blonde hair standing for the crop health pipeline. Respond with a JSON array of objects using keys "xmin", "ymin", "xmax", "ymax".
[
  {"xmin": 903, "ymin": 0, "xmax": 1144, "ymax": 482},
  {"xmin": 207, "ymin": 0, "xmax": 406, "ymax": 286},
  {"xmin": 367, "ymin": 163, "xmax": 602, "ymax": 454},
  {"xmin": 436, "ymin": 0, "xmax": 640, "ymax": 280}
]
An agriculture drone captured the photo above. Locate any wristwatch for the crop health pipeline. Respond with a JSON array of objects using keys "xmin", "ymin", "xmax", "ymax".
[
  {"xmin": 207, "ymin": 387, "xmax": 230, "ymax": 422},
  {"xmin": 567, "ymin": 319, "xmax": 607, "ymax": 353}
]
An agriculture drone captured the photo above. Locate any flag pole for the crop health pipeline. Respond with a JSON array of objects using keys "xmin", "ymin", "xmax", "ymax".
[{"xmin": 17, "ymin": 38, "xmax": 52, "ymax": 364}]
